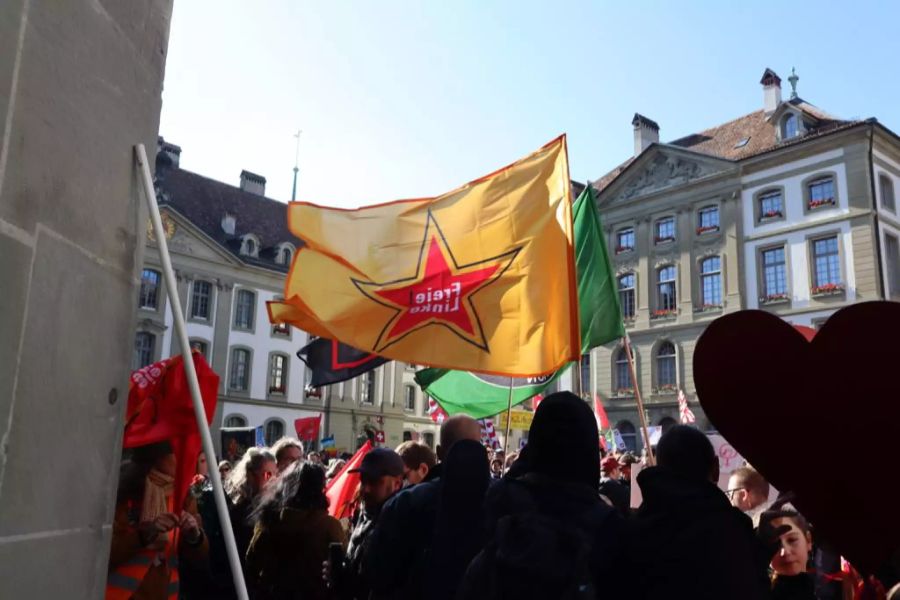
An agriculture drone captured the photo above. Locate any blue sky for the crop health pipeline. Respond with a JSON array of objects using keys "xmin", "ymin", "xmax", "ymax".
[{"xmin": 159, "ymin": 1, "xmax": 900, "ymax": 208}]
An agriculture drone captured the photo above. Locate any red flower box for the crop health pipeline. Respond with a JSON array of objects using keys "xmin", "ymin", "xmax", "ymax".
[
  {"xmin": 651, "ymin": 309, "xmax": 677, "ymax": 319},
  {"xmin": 654, "ymin": 236, "xmax": 675, "ymax": 244},
  {"xmin": 808, "ymin": 198, "xmax": 835, "ymax": 209},
  {"xmin": 760, "ymin": 293, "xmax": 789, "ymax": 304},
  {"xmin": 615, "ymin": 245, "xmax": 634, "ymax": 254},
  {"xmin": 811, "ymin": 283, "xmax": 844, "ymax": 295},
  {"xmin": 696, "ymin": 225, "xmax": 719, "ymax": 235},
  {"xmin": 761, "ymin": 210, "xmax": 783, "ymax": 219}
]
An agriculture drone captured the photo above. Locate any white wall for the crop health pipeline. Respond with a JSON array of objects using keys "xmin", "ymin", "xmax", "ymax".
[
  {"xmin": 744, "ymin": 221, "xmax": 856, "ymax": 309},
  {"xmin": 220, "ymin": 401, "xmax": 320, "ymax": 434},
  {"xmin": 225, "ymin": 286, "xmax": 308, "ymax": 402},
  {"xmin": 874, "ymin": 150, "xmax": 900, "ymax": 226},
  {"xmin": 741, "ymin": 151, "xmax": 849, "ymax": 236}
]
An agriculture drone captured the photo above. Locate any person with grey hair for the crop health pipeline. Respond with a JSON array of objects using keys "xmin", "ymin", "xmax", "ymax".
[
  {"xmin": 225, "ymin": 447, "xmax": 276, "ymax": 571},
  {"xmin": 271, "ymin": 436, "xmax": 304, "ymax": 473}
]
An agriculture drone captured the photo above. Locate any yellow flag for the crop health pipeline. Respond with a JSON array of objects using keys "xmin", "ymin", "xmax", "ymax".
[{"xmin": 268, "ymin": 136, "xmax": 579, "ymax": 377}]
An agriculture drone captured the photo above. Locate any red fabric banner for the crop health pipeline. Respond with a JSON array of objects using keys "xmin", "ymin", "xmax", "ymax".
[
  {"xmin": 325, "ymin": 440, "xmax": 372, "ymax": 519},
  {"xmin": 294, "ymin": 415, "xmax": 322, "ymax": 442},
  {"xmin": 124, "ymin": 351, "xmax": 219, "ymax": 508}
]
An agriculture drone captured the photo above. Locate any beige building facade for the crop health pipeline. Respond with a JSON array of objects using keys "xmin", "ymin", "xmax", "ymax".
[{"xmin": 585, "ymin": 70, "xmax": 900, "ymax": 451}]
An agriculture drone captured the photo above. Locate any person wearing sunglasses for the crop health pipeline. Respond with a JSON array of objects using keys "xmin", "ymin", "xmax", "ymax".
[{"xmin": 727, "ymin": 466, "xmax": 770, "ymax": 514}]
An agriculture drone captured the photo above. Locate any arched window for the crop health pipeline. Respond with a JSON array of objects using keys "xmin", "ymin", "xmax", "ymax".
[
  {"xmin": 190, "ymin": 280, "xmax": 213, "ymax": 320},
  {"xmin": 264, "ymin": 419, "xmax": 285, "ymax": 445},
  {"xmin": 241, "ymin": 235, "xmax": 259, "ymax": 257},
  {"xmin": 880, "ymin": 174, "xmax": 896, "ymax": 212},
  {"xmin": 616, "ymin": 420, "xmax": 637, "ymax": 452},
  {"xmin": 657, "ymin": 265, "xmax": 677, "ymax": 312},
  {"xmin": 402, "ymin": 431, "xmax": 413, "ymax": 442},
  {"xmin": 189, "ymin": 339, "xmax": 209, "ymax": 360},
  {"xmin": 615, "ymin": 347, "xmax": 632, "ymax": 393},
  {"xmin": 618, "ymin": 273, "xmax": 636, "ymax": 318},
  {"xmin": 422, "ymin": 432, "xmax": 435, "ymax": 449},
  {"xmin": 278, "ymin": 245, "xmax": 294, "ymax": 265},
  {"xmin": 234, "ymin": 289, "xmax": 256, "ymax": 330},
  {"xmin": 656, "ymin": 342, "xmax": 677, "ymax": 390},
  {"xmin": 782, "ymin": 113, "xmax": 799, "ymax": 139},
  {"xmin": 700, "ymin": 256, "xmax": 722, "ymax": 307},
  {"xmin": 224, "ymin": 414, "xmax": 247, "ymax": 428},
  {"xmin": 658, "ymin": 416, "xmax": 678, "ymax": 434}
]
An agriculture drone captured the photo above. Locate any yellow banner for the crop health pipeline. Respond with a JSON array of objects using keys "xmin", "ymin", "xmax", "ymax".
[
  {"xmin": 496, "ymin": 410, "xmax": 534, "ymax": 431},
  {"xmin": 268, "ymin": 136, "xmax": 579, "ymax": 376}
]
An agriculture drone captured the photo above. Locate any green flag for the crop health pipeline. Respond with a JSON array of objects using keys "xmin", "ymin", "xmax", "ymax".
[
  {"xmin": 574, "ymin": 185, "xmax": 626, "ymax": 349},
  {"xmin": 415, "ymin": 185, "xmax": 624, "ymax": 418}
]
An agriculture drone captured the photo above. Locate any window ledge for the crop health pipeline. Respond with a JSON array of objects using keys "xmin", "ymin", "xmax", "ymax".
[
  {"xmin": 759, "ymin": 295, "xmax": 791, "ymax": 306},
  {"xmin": 758, "ymin": 213, "xmax": 784, "ymax": 224},
  {"xmin": 623, "ymin": 317, "xmax": 637, "ymax": 327},
  {"xmin": 652, "ymin": 387, "xmax": 678, "ymax": 395},
  {"xmin": 650, "ymin": 310, "xmax": 678, "ymax": 321},
  {"xmin": 654, "ymin": 237, "xmax": 676, "ymax": 245},
  {"xmin": 614, "ymin": 247, "xmax": 635, "ymax": 256},
  {"xmin": 693, "ymin": 304, "xmax": 723, "ymax": 314},
  {"xmin": 811, "ymin": 285, "xmax": 845, "ymax": 298},
  {"xmin": 696, "ymin": 226, "xmax": 720, "ymax": 236},
  {"xmin": 808, "ymin": 199, "xmax": 836, "ymax": 211},
  {"xmin": 613, "ymin": 389, "xmax": 635, "ymax": 398}
]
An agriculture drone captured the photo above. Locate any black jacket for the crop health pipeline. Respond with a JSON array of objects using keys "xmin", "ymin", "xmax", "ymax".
[
  {"xmin": 625, "ymin": 466, "xmax": 771, "ymax": 600},
  {"xmin": 457, "ymin": 472, "xmax": 628, "ymax": 600},
  {"xmin": 598, "ymin": 477, "xmax": 631, "ymax": 517},
  {"xmin": 338, "ymin": 505, "xmax": 381, "ymax": 600},
  {"xmin": 771, "ymin": 573, "xmax": 817, "ymax": 600},
  {"xmin": 363, "ymin": 464, "xmax": 444, "ymax": 599}
]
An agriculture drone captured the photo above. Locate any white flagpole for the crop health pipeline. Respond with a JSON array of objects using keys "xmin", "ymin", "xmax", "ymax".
[{"xmin": 135, "ymin": 144, "xmax": 250, "ymax": 600}]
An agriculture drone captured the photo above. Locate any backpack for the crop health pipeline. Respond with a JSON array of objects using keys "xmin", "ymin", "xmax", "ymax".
[{"xmin": 458, "ymin": 481, "xmax": 597, "ymax": 600}]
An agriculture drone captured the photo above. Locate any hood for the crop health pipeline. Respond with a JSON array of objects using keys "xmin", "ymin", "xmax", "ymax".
[{"xmin": 637, "ymin": 466, "xmax": 731, "ymax": 517}]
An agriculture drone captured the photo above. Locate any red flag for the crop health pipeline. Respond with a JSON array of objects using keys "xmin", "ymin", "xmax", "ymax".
[
  {"xmin": 532, "ymin": 394, "xmax": 544, "ymax": 413},
  {"xmin": 294, "ymin": 415, "xmax": 322, "ymax": 442},
  {"xmin": 593, "ymin": 394, "xmax": 610, "ymax": 431},
  {"xmin": 678, "ymin": 388, "xmax": 696, "ymax": 424},
  {"xmin": 124, "ymin": 352, "xmax": 219, "ymax": 509},
  {"xmin": 325, "ymin": 440, "xmax": 373, "ymax": 519}
]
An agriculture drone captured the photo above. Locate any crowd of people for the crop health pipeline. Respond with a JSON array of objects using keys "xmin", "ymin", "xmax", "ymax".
[{"xmin": 108, "ymin": 391, "xmax": 900, "ymax": 600}]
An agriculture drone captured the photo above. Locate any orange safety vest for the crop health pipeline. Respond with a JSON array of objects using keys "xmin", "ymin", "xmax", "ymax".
[
  {"xmin": 105, "ymin": 547, "xmax": 179, "ymax": 600},
  {"xmin": 107, "ymin": 494, "xmax": 179, "ymax": 600}
]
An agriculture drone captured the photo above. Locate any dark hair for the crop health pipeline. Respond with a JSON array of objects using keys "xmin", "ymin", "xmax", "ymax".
[
  {"xmin": 116, "ymin": 442, "xmax": 173, "ymax": 503},
  {"xmin": 396, "ymin": 441, "xmax": 437, "ymax": 470},
  {"xmin": 251, "ymin": 462, "xmax": 329, "ymax": 526},
  {"xmin": 656, "ymin": 425, "xmax": 718, "ymax": 483}
]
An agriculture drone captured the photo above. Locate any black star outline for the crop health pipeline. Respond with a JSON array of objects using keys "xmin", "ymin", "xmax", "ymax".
[{"xmin": 351, "ymin": 210, "xmax": 521, "ymax": 354}]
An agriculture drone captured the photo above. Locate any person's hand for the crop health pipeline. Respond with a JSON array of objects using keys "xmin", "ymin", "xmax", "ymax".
[
  {"xmin": 758, "ymin": 510, "xmax": 792, "ymax": 561},
  {"xmin": 179, "ymin": 511, "xmax": 202, "ymax": 544},
  {"xmin": 138, "ymin": 512, "xmax": 179, "ymax": 548}
]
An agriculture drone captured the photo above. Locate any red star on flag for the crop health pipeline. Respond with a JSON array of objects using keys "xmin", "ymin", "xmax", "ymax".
[{"xmin": 354, "ymin": 213, "xmax": 519, "ymax": 353}]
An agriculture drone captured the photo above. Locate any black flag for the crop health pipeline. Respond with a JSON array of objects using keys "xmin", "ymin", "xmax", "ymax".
[{"xmin": 298, "ymin": 338, "xmax": 389, "ymax": 387}]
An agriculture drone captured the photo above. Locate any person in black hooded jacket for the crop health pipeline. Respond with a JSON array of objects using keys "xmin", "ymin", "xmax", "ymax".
[
  {"xmin": 625, "ymin": 425, "xmax": 771, "ymax": 600},
  {"xmin": 457, "ymin": 391, "xmax": 628, "ymax": 600}
]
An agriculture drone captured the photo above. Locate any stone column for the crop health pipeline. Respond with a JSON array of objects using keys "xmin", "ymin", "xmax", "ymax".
[{"xmin": 0, "ymin": 1, "xmax": 173, "ymax": 597}]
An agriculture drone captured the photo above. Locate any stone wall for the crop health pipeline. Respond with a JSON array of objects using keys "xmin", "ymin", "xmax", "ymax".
[{"xmin": 0, "ymin": 1, "xmax": 172, "ymax": 597}]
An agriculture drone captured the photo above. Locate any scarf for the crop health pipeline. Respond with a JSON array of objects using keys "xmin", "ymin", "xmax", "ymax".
[{"xmin": 141, "ymin": 469, "xmax": 174, "ymax": 523}]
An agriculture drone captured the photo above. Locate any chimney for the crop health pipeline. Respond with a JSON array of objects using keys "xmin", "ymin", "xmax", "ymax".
[
  {"xmin": 760, "ymin": 68, "xmax": 782, "ymax": 114},
  {"xmin": 632, "ymin": 113, "xmax": 659, "ymax": 156},
  {"xmin": 156, "ymin": 136, "xmax": 182, "ymax": 168},
  {"xmin": 239, "ymin": 170, "xmax": 266, "ymax": 195}
]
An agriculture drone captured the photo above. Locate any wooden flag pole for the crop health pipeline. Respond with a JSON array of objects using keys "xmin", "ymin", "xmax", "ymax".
[
  {"xmin": 502, "ymin": 377, "xmax": 514, "ymax": 456},
  {"xmin": 135, "ymin": 145, "xmax": 250, "ymax": 600},
  {"xmin": 623, "ymin": 333, "xmax": 655, "ymax": 466}
]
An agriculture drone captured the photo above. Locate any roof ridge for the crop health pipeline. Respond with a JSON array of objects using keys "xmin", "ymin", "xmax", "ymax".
[{"xmin": 165, "ymin": 166, "xmax": 288, "ymax": 207}]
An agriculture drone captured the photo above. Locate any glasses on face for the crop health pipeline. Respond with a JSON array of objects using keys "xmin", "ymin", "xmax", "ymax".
[{"xmin": 726, "ymin": 487, "xmax": 745, "ymax": 499}]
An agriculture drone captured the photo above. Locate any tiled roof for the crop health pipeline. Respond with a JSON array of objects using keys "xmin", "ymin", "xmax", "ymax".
[
  {"xmin": 591, "ymin": 98, "xmax": 860, "ymax": 194},
  {"xmin": 154, "ymin": 154, "xmax": 299, "ymax": 272}
]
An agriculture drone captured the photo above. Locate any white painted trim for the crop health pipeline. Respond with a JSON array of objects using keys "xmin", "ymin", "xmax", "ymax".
[{"xmin": 741, "ymin": 148, "xmax": 844, "ymax": 184}]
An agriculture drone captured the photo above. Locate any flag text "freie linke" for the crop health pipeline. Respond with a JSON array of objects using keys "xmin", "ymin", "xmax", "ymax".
[{"xmin": 410, "ymin": 283, "xmax": 462, "ymax": 314}]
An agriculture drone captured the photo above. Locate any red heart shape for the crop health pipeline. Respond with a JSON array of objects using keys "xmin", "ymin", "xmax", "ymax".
[{"xmin": 694, "ymin": 302, "xmax": 900, "ymax": 574}]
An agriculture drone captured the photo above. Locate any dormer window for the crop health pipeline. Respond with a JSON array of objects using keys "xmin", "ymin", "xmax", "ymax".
[
  {"xmin": 782, "ymin": 113, "xmax": 799, "ymax": 140},
  {"xmin": 240, "ymin": 234, "xmax": 259, "ymax": 257},
  {"xmin": 276, "ymin": 243, "xmax": 295, "ymax": 265}
]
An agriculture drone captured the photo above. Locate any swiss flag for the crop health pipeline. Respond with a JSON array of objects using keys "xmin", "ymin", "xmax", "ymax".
[
  {"xmin": 124, "ymin": 351, "xmax": 219, "ymax": 508},
  {"xmin": 325, "ymin": 440, "xmax": 373, "ymax": 519},
  {"xmin": 294, "ymin": 415, "xmax": 322, "ymax": 442}
]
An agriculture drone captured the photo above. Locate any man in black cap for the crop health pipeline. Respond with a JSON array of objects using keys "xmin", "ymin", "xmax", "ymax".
[{"xmin": 332, "ymin": 448, "xmax": 404, "ymax": 600}]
